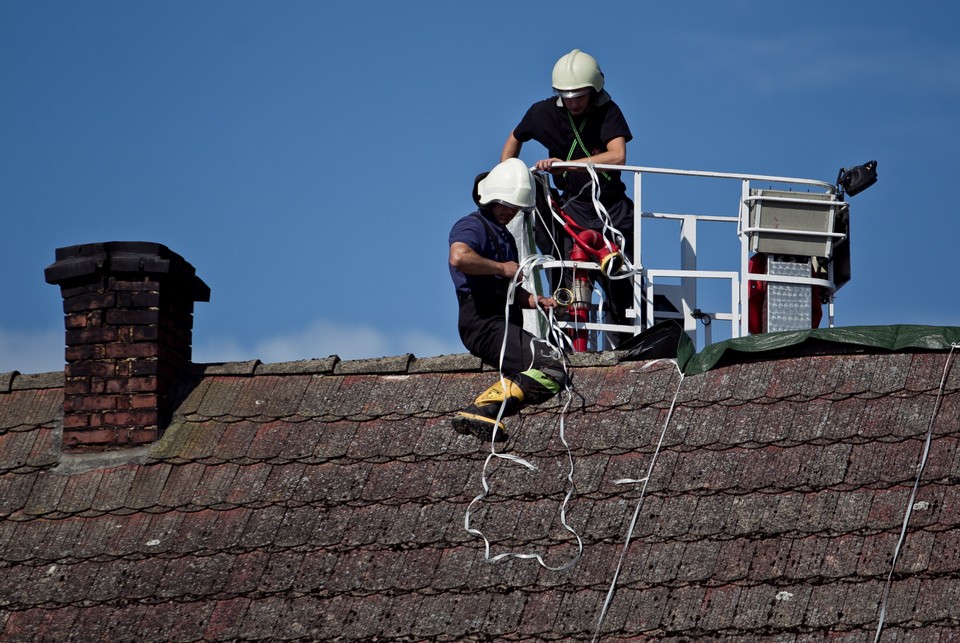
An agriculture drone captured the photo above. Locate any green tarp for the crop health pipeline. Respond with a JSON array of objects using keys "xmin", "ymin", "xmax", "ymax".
[{"xmin": 679, "ymin": 324, "xmax": 960, "ymax": 375}]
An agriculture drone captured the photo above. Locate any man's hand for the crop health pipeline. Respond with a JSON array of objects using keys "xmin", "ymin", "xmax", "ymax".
[
  {"xmin": 529, "ymin": 294, "xmax": 559, "ymax": 309},
  {"xmin": 534, "ymin": 158, "xmax": 565, "ymax": 173},
  {"xmin": 500, "ymin": 261, "xmax": 521, "ymax": 281}
]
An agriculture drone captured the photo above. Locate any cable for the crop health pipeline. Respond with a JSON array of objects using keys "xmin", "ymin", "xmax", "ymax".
[
  {"xmin": 592, "ymin": 358, "xmax": 685, "ymax": 642},
  {"xmin": 873, "ymin": 344, "xmax": 959, "ymax": 642}
]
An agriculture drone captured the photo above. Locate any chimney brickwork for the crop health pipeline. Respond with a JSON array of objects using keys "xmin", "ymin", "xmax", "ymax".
[{"xmin": 45, "ymin": 242, "xmax": 210, "ymax": 451}]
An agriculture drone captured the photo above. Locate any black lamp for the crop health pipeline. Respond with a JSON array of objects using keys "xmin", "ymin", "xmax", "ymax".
[{"xmin": 837, "ymin": 160, "xmax": 878, "ymax": 197}]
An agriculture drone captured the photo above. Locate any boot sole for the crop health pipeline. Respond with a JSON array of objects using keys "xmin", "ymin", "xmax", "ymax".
[{"xmin": 452, "ymin": 413, "xmax": 509, "ymax": 442}]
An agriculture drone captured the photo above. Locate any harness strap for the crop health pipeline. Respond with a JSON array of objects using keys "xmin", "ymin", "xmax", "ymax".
[{"xmin": 566, "ymin": 111, "xmax": 611, "ymax": 181}]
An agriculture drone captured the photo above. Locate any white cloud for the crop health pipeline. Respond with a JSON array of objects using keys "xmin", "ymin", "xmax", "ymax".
[
  {"xmin": 193, "ymin": 319, "xmax": 464, "ymax": 365},
  {"xmin": 680, "ymin": 29, "xmax": 960, "ymax": 95},
  {"xmin": 0, "ymin": 327, "xmax": 65, "ymax": 374},
  {"xmin": 0, "ymin": 320, "xmax": 464, "ymax": 374}
]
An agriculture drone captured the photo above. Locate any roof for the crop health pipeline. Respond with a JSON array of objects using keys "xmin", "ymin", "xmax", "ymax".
[{"xmin": 2, "ymin": 343, "xmax": 960, "ymax": 641}]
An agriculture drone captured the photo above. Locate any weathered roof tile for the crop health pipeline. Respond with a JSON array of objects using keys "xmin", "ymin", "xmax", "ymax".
[{"xmin": 4, "ymin": 347, "xmax": 960, "ymax": 640}]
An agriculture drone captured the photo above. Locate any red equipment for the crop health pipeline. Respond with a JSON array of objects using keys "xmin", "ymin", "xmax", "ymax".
[{"xmin": 550, "ymin": 203, "xmax": 624, "ymax": 352}]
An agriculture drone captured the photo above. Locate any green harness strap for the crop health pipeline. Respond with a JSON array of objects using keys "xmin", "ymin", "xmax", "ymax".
[
  {"xmin": 520, "ymin": 368, "xmax": 562, "ymax": 395},
  {"xmin": 566, "ymin": 111, "xmax": 611, "ymax": 181}
]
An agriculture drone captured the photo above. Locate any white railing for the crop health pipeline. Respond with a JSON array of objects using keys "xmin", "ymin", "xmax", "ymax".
[{"xmin": 533, "ymin": 162, "xmax": 846, "ymax": 350}]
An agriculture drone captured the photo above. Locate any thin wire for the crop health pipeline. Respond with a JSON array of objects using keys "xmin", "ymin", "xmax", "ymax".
[
  {"xmin": 873, "ymin": 343, "xmax": 959, "ymax": 642},
  {"xmin": 592, "ymin": 359, "xmax": 684, "ymax": 642}
]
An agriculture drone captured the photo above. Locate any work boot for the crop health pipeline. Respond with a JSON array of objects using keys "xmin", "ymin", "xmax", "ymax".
[{"xmin": 452, "ymin": 378, "xmax": 525, "ymax": 443}]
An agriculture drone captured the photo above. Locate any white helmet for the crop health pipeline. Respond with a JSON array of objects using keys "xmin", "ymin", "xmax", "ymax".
[
  {"xmin": 552, "ymin": 49, "xmax": 604, "ymax": 98},
  {"xmin": 477, "ymin": 158, "xmax": 535, "ymax": 210}
]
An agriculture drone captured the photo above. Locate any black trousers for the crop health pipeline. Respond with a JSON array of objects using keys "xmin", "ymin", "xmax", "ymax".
[{"xmin": 457, "ymin": 294, "xmax": 564, "ymax": 389}]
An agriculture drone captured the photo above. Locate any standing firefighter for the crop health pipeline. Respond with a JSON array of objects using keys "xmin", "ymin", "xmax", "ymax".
[
  {"xmin": 448, "ymin": 158, "xmax": 567, "ymax": 443},
  {"xmin": 501, "ymin": 48, "xmax": 636, "ymax": 343}
]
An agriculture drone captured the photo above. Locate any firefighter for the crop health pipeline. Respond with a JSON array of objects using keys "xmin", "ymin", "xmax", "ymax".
[
  {"xmin": 448, "ymin": 158, "xmax": 567, "ymax": 442},
  {"xmin": 500, "ymin": 48, "xmax": 636, "ymax": 345}
]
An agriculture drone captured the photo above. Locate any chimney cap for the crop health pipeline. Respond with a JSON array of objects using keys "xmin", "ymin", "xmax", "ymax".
[{"xmin": 44, "ymin": 241, "xmax": 210, "ymax": 302}]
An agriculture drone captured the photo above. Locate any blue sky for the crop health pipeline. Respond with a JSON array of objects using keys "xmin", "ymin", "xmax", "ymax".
[{"xmin": 2, "ymin": 1, "xmax": 958, "ymax": 373}]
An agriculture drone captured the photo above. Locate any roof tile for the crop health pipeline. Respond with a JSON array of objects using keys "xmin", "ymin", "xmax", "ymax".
[
  {"xmin": 259, "ymin": 461, "xmax": 307, "ymax": 502},
  {"xmin": 798, "ymin": 443, "xmax": 852, "ymax": 490},
  {"xmin": 158, "ymin": 462, "xmax": 206, "ymax": 508},
  {"xmin": 675, "ymin": 538, "xmax": 721, "ymax": 582},
  {"xmin": 0, "ymin": 426, "xmax": 41, "ymax": 474},
  {"xmin": 233, "ymin": 375, "xmax": 310, "ymax": 419},
  {"xmin": 224, "ymin": 550, "xmax": 271, "ymax": 594},
  {"xmin": 519, "ymin": 589, "xmax": 564, "ymax": 635},
  {"xmin": 731, "ymin": 582, "xmax": 782, "ymax": 630},
  {"xmin": 289, "ymin": 549, "xmax": 338, "ymax": 594},
  {"xmin": 906, "ymin": 352, "xmax": 955, "ymax": 392},
  {"xmin": 713, "ymin": 537, "xmax": 755, "ymax": 583},
  {"xmin": 687, "ymin": 494, "xmax": 734, "ymax": 537},
  {"xmin": 663, "ymin": 584, "xmax": 708, "ymax": 632},
  {"xmin": 928, "ymin": 527, "xmax": 960, "ymax": 575},
  {"xmin": 0, "ymin": 472, "xmax": 36, "ymax": 517},
  {"xmin": 822, "ymin": 396, "xmax": 869, "ymax": 442},
  {"xmin": 21, "ymin": 471, "xmax": 70, "ymax": 517},
  {"xmin": 411, "ymin": 592, "xmax": 465, "ymax": 638},
  {"xmin": 294, "ymin": 374, "xmax": 343, "ymax": 417},
  {"xmin": 200, "ymin": 598, "xmax": 251, "ymax": 641},
  {"xmin": 193, "ymin": 462, "xmax": 240, "ymax": 507},
  {"xmin": 840, "ymin": 578, "xmax": 887, "ymax": 627},
  {"xmin": 621, "ymin": 584, "xmax": 671, "ymax": 634},
  {"xmin": 783, "ymin": 535, "xmax": 829, "ymax": 580},
  {"xmin": 833, "ymin": 490, "xmax": 874, "ymax": 530},
  {"xmin": 237, "ymin": 505, "xmax": 286, "ymax": 548},
  {"xmin": 241, "ymin": 596, "xmax": 286, "ymax": 640},
  {"xmin": 796, "ymin": 490, "xmax": 842, "ymax": 533},
  {"xmin": 341, "ymin": 594, "xmax": 393, "ymax": 640},
  {"xmin": 36, "ymin": 515, "xmax": 86, "ymax": 563},
  {"xmin": 766, "ymin": 357, "xmax": 816, "ymax": 400},
  {"xmin": 696, "ymin": 583, "xmax": 742, "ymax": 631},
  {"xmin": 182, "ymin": 550, "xmax": 236, "ymax": 597},
  {"xmin": 377, "ymin": 593, "xmax": 425, "ymax": 638},
  {"xmin": 258, "ymin": 549, "xmax": 305, "ymax": 593},
  {"xmin": 913, "ymin": 577, "xmax": 960, "ymax": 622},
  {"xmin": 869, "ymin": 352, "xmax": 915, "ymax": 395},
  {"xmin": 69, "ymin": 605, "xmax": 122, "ymax": 641},
  {"xmin": 245, "ymin": 419, "xmax": 299, "ymax": 461},
  {"xmin": 769, "ymin": 583, "xmax": 812, "ymax": 629}
]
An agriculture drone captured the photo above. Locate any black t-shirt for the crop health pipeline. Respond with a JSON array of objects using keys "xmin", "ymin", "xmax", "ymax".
[{"xmin": 512, "ymin": 96, "xmax": 633, "ymax": 207}]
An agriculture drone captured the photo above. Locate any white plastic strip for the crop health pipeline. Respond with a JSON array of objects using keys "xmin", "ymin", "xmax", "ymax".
[{"xmin": 463, "ymin": 252, "xmax": 583, "ymax": 571}]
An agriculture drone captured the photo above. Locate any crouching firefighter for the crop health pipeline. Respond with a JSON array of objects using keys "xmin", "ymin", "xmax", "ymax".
[{"xmin": 448, "ymin": 158, "xmax": 568, "ymax": 442}]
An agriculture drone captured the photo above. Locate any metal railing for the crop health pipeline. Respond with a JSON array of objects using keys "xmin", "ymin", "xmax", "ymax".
[{"xmin": 533, "ymin": 162, "xmax": 845, "ymax": 350}]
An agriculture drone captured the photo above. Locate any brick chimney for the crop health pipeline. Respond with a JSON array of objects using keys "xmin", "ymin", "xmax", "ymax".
[{"xmin": 44, "ymin": 242, "xmax": 210, "ymax": 451}]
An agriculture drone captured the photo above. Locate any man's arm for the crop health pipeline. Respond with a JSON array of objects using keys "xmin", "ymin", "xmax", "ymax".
[
  {"xmin": 588, "ymin": 135, "xmax": 627, "ymax": 166},
  {"xmin": 449, "ymin": 242, "xmax": 519, "ymax": 279},
  {"xmin": 451, "ymin": 242, "xmax": 559, "ymax": 310},
  {"xmin": 500, "ymin": 132, "xmax": 523, "ymax": 162},
  {"xmin": 534, "ymin": 136, "xmax": 627, "ymax": 172}
]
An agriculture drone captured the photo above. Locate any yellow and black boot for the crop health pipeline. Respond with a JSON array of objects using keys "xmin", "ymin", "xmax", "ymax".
[{"xmin": 452, "ymin": 378, "xmax": 525, "ymax": 442}]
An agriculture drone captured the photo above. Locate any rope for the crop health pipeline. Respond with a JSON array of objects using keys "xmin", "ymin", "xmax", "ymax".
[
  {"xmin": 462, "ymin": 252, "xmax": 584, "ymax": 572},
  {"xmin": 873, "ymin": 344, "xmax": 959, "ymax": 642},
  {"xmin": 592, "ymin": 358, "xmax": 684, "ymax": 642}
]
